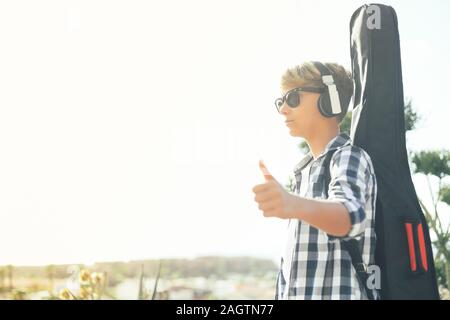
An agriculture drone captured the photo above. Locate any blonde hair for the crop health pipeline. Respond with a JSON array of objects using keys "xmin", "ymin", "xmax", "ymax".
[{"xmin": 280, "ymin": 61, "xmax": 353, "ymax": 122}]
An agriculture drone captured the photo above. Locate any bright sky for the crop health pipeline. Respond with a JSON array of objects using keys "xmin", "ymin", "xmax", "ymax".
[{"xmin": 0, "ymin": 0, "xmax": 449, "ymax": 266}]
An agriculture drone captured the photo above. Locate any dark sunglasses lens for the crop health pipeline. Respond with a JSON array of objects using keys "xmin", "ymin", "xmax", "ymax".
[{"xmin": 286, "ymin": 92, "xmax": 300, "ymax": 108}]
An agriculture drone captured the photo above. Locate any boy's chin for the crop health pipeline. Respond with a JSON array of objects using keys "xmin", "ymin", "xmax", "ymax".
[{"xmin": 288, "ymin": 128, "xmax": 303, "ymax": 138}]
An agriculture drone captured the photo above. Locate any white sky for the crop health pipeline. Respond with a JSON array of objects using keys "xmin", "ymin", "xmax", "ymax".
[{"xmin": 0, "ymin": 0, "xmax": 449, "ymax": 266}]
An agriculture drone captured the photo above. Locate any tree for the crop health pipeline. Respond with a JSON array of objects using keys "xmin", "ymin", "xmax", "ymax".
[
  {"xmin": 404, "ymin": 99, "xmax": 421, "ymax": 132},
  {"xmin": 412, "ymin": 150, "xmax": 450, "ymax": 289}
]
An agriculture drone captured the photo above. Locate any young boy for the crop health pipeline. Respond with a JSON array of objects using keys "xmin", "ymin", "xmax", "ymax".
[{"xmin": 252, "ymin": 61, "xmax": 377, "ymax": 300}]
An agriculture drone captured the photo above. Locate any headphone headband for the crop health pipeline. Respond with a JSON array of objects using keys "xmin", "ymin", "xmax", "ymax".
[{"xmin": 312, "ymin": 61, "xmax": 333, "ymax": 78}]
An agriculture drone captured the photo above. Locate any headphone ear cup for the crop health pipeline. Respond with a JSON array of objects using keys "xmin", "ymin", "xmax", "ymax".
[{"xmin": 318, "ymin": 93, "xmax": 333, "ymax": 118}]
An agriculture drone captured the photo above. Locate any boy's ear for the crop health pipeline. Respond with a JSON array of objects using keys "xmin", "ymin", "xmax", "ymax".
[
  {"xmin": 310, "ymin": 93, "xmax": 323, "ymax": 115},
  {"xmin": 311, "ymin": 93, "xmax": 320, "ymax": 112}
]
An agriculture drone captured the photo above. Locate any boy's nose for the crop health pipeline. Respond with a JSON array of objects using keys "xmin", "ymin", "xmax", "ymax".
[{"xmin": 279, "ymin": 103, "xmax": 289, "ymax": 115}]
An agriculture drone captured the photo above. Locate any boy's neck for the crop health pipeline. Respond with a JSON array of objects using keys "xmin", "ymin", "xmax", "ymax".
[{"xmin": 306, "ymin": 126, "xmax": 340, "ymax": 160}]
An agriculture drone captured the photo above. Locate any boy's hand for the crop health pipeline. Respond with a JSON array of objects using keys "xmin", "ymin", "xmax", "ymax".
[{"xmin": 252, "ymin": 160, "xmax": 297, "ymax": 219}]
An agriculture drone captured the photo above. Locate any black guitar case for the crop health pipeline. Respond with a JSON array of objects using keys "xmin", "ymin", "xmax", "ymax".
[{"xmin": 349, "ymin": 4, "xmax": 440, "ymax": 299}]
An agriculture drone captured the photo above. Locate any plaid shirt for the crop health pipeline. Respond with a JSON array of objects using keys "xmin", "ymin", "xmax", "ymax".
[{"xmin": 275, "ymin": 133, "xmax": 378, "ymax": 300}]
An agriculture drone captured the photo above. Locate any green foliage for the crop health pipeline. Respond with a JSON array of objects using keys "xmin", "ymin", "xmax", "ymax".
[
  {"xmin": 151, "ymin": 260, "xmax": 162, "ymax": 300},
  {"xmin": 435, "ymin": 259, "xmax": 448, "ymax": 288},
  {"xmin": 412, "ymin": 150, "xmax": 450, "ymax": 291},
  {"xmin": 439, "ymin": 185, "xmax": 450, "ymax": 206},
  {"xmin": 412, "ymin": 150, "xmax": 450, "ymax": 178},
  {"xmin": 339, "ymin": 112, "xmax": 352, "ymax": 135},
  {"xmin": 298, "ymin": 140, "xmax": 309, "ymax": 154},
  {"xmin": 285, "ymin": 176, "xmax": 296, "ymax": 193},
  {"xmin": 138, "ymin": 264, "xmax": 147, "ymax": 300},
  {"xmin": 404, "ymin": 99, "xmax": 421, "ymax": 132}
]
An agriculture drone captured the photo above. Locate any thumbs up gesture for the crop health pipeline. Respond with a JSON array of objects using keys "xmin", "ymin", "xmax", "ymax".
[{"xmin": 252, "ymin": 160, "xmax": 296, "ymax": 219}]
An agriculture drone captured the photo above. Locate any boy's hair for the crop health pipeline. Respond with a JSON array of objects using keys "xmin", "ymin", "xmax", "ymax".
[{"xmin": 280, "ymin": 61, "xmax": 353, "ymax": 122}]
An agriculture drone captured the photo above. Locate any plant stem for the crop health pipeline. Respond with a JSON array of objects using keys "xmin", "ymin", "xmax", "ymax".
[{"xmin": 445, "ymin": 260, "xmax": 450, "ymax": 290}]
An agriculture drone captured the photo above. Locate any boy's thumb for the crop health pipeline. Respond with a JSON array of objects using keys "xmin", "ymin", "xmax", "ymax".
[{"xmin": 259, "ymin": 160, "xmax": 275, "ymax": 181}]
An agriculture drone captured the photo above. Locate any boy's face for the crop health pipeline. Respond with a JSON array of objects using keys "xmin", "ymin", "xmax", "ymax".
[{"xmin": 278, "ymin": 87, "xmax": 322, "ymax": 138}]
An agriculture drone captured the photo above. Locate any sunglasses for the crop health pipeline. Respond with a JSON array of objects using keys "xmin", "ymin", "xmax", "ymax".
[{"xmin": 274, "ymin": 87, "xmax": 325, "ymax": 113}]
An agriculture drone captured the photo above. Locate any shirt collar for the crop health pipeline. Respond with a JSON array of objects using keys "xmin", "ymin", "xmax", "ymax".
[{"xmin": 293, "ymin": 132, "xmax": 352, "ymax": 175}]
